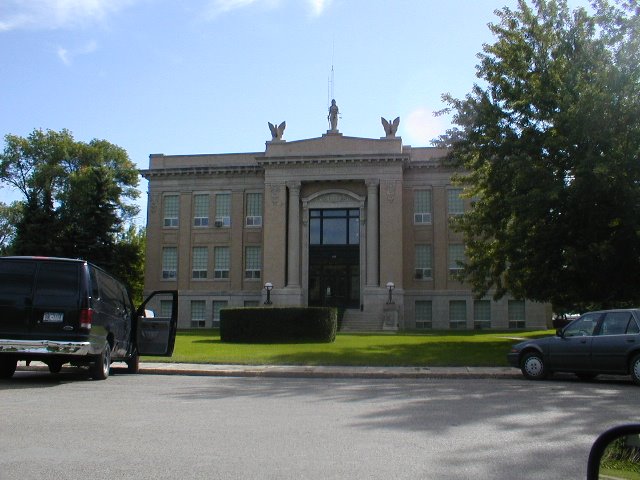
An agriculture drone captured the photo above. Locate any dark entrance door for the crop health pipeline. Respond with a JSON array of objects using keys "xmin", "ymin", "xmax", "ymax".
[
  {"xmin": 308, "ymin": 209, "xmax": 360, "ymax": 309},
  {"xmin": 309, "ymin": 246, "xmax": 359, "ymax": 308}
]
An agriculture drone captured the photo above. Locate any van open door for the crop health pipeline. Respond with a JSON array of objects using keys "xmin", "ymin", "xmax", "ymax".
[{"xmin": 135, "ymin": 290, "xmax": 178, "ymax": 356}]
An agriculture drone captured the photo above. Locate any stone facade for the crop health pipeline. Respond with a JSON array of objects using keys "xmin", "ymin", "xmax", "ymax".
[{"xmin": 141, "ymin": 117, "xmax": 550, "ymax": 330}]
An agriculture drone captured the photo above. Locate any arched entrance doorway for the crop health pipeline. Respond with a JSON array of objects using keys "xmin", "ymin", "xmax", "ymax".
[
  {"xmin": 302, "ymin": 190, "xmax": 365, "ymax": 310},
  {"xmin": 308, "ymin": 208, "xmax": 360, "ymax": 308}
]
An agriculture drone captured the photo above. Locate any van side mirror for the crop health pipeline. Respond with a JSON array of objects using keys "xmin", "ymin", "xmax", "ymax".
[{"xmin": 587, "ymin": 424, "xmax": 640, "ymax": 479}]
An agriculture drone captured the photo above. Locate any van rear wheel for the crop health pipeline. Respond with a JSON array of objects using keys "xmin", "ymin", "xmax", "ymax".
[
  {"xmin": 48, "ymin": 361, "xmax": 63, "ymax": 374},
  {"xmin": 90, "ymin": 343, "xmax": 111, "ymax": 380},
  {"xmin": 0, "ymin": 358, "xmax": 17, "ymax": 379}
]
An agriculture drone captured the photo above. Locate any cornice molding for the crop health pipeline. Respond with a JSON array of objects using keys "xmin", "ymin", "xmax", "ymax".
[
  {"xmin": 257, "ymin": 154, "xmax": 409, "ymax": 167},
  {"xmin": 140, "ymin": 165, "xmax": 263, "ymax": 179}
]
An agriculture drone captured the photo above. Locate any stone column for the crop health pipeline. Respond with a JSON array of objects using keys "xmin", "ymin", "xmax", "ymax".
[
  {"xmin": 366, "ymin": 179, "xmax": 379, "ymax": 287},
  {"xmin": 287, "ymin": 181, "xmax": 301, "ymax": 287}
]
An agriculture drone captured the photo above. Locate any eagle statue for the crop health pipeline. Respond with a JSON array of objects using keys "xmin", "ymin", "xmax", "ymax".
[
  {"xmin": 268, "ymin": 121, "xmax": 286, "ymax": 141},
  {"xmin": 381, "ymin": 117, "xmax": 400, "ymax": 138}
]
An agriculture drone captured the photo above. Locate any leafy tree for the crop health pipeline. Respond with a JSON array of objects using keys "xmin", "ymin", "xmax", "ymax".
[
  {"xmin": 109, "ymin": 226, "xmax": 146, "ymax": 305},
  {"xmin": 12, "ymin": 194, "xmax": 60, "ymax": 256},
  {"xmin": 0, "ymin": 201, "xmax": 21, "ymax": 254},
  {"xmin": 58, "ymin": 164, "xmax": 121, "ymax": 264},
  {"xmin": 436, "ymin": 0, "xmax": 640, "ymax": 312},
  {"xmin": 0, "ymin": 129, "xmax": 141, "ymax": 291}
]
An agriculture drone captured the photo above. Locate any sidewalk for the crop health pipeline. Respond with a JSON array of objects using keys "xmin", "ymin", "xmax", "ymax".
[{"xmin": 17, "ymin": 361, "xmax": 522, "ymax": 379}]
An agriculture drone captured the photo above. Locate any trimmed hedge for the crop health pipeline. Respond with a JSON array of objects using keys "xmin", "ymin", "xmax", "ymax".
[{"xmin": 220, "ymin": 307, "xmax": 337, "ymax": 343}]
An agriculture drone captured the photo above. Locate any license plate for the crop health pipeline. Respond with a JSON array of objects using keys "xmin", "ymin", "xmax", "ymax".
[{"xmin": 43, "ymin": 312, "xmax": 64, "ymax": 323}]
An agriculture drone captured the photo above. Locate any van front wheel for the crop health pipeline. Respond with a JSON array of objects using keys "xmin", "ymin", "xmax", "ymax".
[{"xmin": 90, "ymin": 343, "xmax": 111, "ymax": 380}]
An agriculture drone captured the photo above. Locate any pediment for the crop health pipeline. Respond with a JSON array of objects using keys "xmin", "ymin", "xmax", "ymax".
[{"xmin": 264, "ymin": 133, "xmax": 402, "ymax": 158}]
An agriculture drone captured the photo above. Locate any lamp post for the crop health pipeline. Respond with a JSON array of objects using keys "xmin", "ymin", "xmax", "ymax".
[
  {"xmin": 264, "ymin": 282, "xmax": 273, "ymax": 305},
  {"xmin": 386, "ymin": 282, "xmax": 395, "ymax": 304}
]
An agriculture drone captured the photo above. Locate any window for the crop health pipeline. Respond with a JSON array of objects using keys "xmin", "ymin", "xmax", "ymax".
[
  {"xmin": 414, "ymin": 190, "xmax": 432, "ymax": 224},
  {"xmin": 508, "ymin": 300, "xmax": 526, "ymax": 329},
  {"xmin": 245, "ymin": 246, "xmax": 261, "ymax": 279},
  {"xmin": 415, "ymin": 245, "xmax": 432, "ymax": 279},
  {"xmin": 246, "ymin": 193, "xmax": 262, "ymax": 227},
  {"xmin": 160, "ymin": 300, "xmax": 173, "ymax": 317},
  {"xmin": 193, "ymin": 194, "xmax": 209, "ymax": 227},
  {"xmin": 190, "ymin": 300, "xmax": 206, "ymax": 328},
  {"xmin": 474, "ymin": 300, "xmax": 491, "ymax": 329},
  {"xmin": 449, "ymin": 300, "xmax": 467, "ymax": 329},
  {"xmin": 214, "ymin": 247, "xmax": 230, "ymax": 279},
  {"xmin": 415, "ymin": 301, "xmax": 432, "ymax": 329},
  {"xmin": 212, "ymin": 300, "xmax": 228, "ymax": 327},
  {"xmin": 447, "ymin": 188, "xmax": 464, "ymax": 216},
  {"xmin": 215, "ymin": 193, "xmax": 231, "ymax": 227},
  {"xmin": 162, "ymin": 247, "xmax": 177, "ymax": 280},
  {"xmin": 448, "ymin": 244, "xmax": 465, "ymax": 276},
  {"xmin": 599, "ymin": 312, "xmax": 635, "ymax": 336},
  {"xmin": 34, "ymin": 263, "xmax": 79, "ymax": 300},
  {"xmin": 310, "ymin": 209, "xmax": 360, "ymax": 245},
  {"xmin": 564, "ymin": 313, "xmax": 599, "ymax": 337},
  {"xmin": 163, "ymin": 195, "xmax": 179, "ymax": 227},
  {"xmin": 192, "ymin": 247, "xmax": 208, "ymax": 279}
]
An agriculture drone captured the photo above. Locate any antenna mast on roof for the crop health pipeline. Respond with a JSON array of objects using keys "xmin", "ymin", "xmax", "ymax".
[{"xmin": 327, "ymin": 39, "xmax": 335, "ymax": 107}]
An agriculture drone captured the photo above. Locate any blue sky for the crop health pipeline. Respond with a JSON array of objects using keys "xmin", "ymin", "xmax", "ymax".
[{"xmin": 0, "ymin": 0, "xmax": 590, "ymax": 223}]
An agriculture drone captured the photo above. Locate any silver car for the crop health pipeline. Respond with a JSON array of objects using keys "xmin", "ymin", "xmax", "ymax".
[{"xmin": 507, "ymin": 309, "xmax": 640, "ymax": 385}]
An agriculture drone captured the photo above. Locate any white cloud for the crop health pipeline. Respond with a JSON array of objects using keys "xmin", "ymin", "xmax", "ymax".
[
  {"xmin": 203, "ymin": 0, "xmax": 278, "ymax": 19},
  {"xmin": 56, "ymin": 46, "xmax": 71, "ymax": 65},
  {"xmin": 307, "ymin": 0, "xmax": 332, "ymax": 16},
  {"xmin": 202, "ymin": 0, "xmax": 330, "ymax": 19},
  {"xmin": 0, "ymin": 0, "xmax": 135, "ymax": 32},
  {"xmin": 56, "ymin": 40, "xmax": 98, "ymax": 65},
  {"xmin": 404, "ymin": 107, "xmax": 447, "ymax": 146}
]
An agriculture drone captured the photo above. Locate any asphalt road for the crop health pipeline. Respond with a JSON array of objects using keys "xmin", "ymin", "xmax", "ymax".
[{"xmin": 1, "ymin": 370, "xmax": 639, "ymax": 479}]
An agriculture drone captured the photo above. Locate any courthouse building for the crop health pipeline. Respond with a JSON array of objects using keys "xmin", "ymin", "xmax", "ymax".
[{"xmin": 141, "ymin": 103, "xmax": 549, "ymax": 330}]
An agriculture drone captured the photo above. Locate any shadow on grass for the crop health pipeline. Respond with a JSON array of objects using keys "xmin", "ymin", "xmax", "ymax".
[{"xmin": 262, "ymin": 341, "xmax": 513, "ymax": 367}]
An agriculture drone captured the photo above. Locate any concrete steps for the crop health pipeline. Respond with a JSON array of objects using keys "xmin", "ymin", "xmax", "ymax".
[{"xmin": 339, "ymin": 310, "xmax": 382, "ymax": 332}]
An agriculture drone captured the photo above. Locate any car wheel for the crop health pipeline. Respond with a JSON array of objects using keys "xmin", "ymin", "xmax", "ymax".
[
  {"xmin": 521, "ymin": 351, "xmax": 548, "ymax": 380},
  {"xmin": 48, "ymin": 361, "xmax": 63, "ymax": 374},
  {"xmin": 126, "ymin": 352, "xmax": 139, "ymax": 374},
  {"xmin": 0, "ymin": 358, "xmax": 17, "ymax": 379},
  {"xmin": 90, "ymin": 343, "xmax": 111, "ymax": 380},
  {"xmin": 630, "ymin": 354, "xmax": 640, "ymax": 386}
]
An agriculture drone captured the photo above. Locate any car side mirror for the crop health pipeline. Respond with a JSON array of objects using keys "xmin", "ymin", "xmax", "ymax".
[
  {"xmin": 556, "ymin": 328, "xmax": 564, "ymax": 338},
  {"xmin": 587, "ymin": 424, "xmax": 640, "ymax": 479}
]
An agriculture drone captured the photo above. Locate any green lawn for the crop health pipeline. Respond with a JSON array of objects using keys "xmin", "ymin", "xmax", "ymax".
[{"xmin": 143, "ymin": 329, "xmax": 552, "ymax": 367}]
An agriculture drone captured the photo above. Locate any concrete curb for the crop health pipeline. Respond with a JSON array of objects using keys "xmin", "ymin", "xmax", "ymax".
[
  {"xmin": 16, "ymin": 361, "xmax": 523, "ymax": 380},
  {"xmin": 137, "ymin": 363, "xmax": 522, "ymax": 380}
]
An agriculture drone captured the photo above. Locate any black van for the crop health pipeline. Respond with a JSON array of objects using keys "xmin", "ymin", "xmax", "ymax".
[{"xmin": 0, "ymin": 256, "xmax": 178, "ymax": 380}]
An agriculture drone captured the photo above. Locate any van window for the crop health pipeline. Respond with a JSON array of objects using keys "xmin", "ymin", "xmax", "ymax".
[
  {"xmin": 34, "ymin": 263, "xmax": 79, "ymax": 299},
  {"xmin": 96, "ymin": 269, "xmax": 125, "ymax": 313},
  {"xmin": 0, "ymin": 261, "xmax": 36, "ymax": 297},
  {"xmin": 119, "ymin": 283, "xmax": 132, "ymax": 317},
  {"xmin": 89, "ymin": 266, "xmax": 100, "ymax": 300}
]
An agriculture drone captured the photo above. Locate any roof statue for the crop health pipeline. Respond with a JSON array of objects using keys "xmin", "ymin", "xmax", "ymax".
[
  {"xmin": 328, "ymin": 99, "xmax": 339, "ymax": 132},
  {"xmin": 381, "ymin": 117, "xmax": 400, "ymax": 138},
  {"xmin": 268, "ymin": 121, "xmax": 286, "ymax": 141}
]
